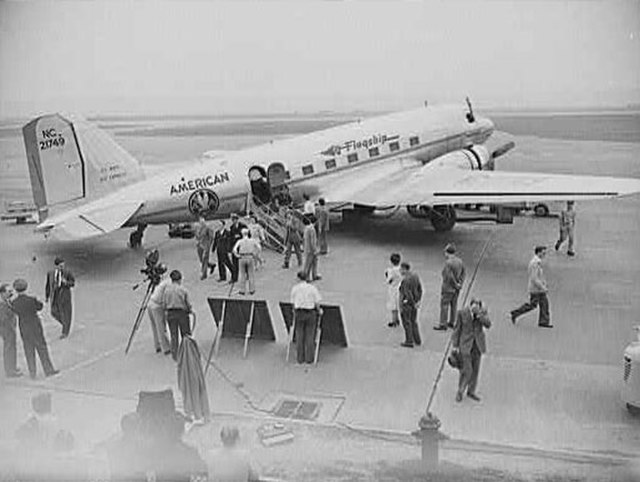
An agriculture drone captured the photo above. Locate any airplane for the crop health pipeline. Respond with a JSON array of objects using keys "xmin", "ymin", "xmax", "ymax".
[{"xmin": 21, "ymin": 99, "xmax": 640, "ymax": 245}]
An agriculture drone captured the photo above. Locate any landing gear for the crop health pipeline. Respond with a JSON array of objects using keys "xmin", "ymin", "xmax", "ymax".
[
  {"xmin": 533, "ymin": 203, "xmax": 550, "ymax": 217},
  {"xmin": 129, "ymin": 224, "xmax": 147, "ymax": 249},
  {"xmin": 429, "ymin": 205, "xmax": 456, "ymax": 232}
]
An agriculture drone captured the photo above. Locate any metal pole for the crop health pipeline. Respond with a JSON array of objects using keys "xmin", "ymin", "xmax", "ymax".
[
  {"xmin": 313, "ymin": 309, "xmax": 323, "ymax": 365},
  {"xmin": 243, "ymin": 300, "xmax": 255, "ymax": 359},
  {"xmin": 125, "ymin": 281, "xmax": 155, "ymax": 355},
  {"xmin": 424, "ymin": 230, "xmax": 495, "ymax": 415},
  {"xmin": 286, "ymin": 309, "xmax": 295, "ymax": 363}
]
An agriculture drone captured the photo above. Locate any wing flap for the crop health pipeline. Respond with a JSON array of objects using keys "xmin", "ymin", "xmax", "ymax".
[{"xmin": 324, "ymin": 161, "xmax": 640, "ymax": 207}]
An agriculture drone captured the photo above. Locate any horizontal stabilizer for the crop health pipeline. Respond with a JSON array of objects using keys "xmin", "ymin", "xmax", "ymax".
[{"xmin": 37, "ymin": 200, "xmax": 142, "ymax": 241}]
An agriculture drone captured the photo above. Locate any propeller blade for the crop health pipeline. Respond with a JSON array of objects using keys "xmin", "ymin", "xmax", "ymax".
[{"xmin": 491, "ymin": 141, "xmax": 516, "ymax": 159}]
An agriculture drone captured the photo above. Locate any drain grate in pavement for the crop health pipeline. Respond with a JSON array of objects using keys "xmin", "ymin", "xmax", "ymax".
[{"xmin": 273, "ymin": 398, "xmax": 321, "ymax": 421}]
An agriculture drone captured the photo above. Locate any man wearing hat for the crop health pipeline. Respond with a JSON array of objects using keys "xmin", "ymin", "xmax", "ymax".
[
  {"xmin": 227, "ymin": 214, "xmax": 247, "ymax": 283},
  {"xmin": 0, "ymin": 283, "xmax": 22, "ymax": 377},
  {"xmin": 510, "ymin": 245, "xmax": 553, "ymax": 328},
  {"xmin": 435, "ymin": 243, "xmax": 466, "ymax": 331},
  {"xmin": 452, "ymin": 298, "xmax": 491, "ymax": 402},
  {"xmin": 194, "ymin": 216, "xmax": 216, "ymax": 280},
  {"xmin": 302, "ymin": 215, "xmax": 321, "ymax": 281},
  {"xmin": 399, "ymin": 262, "xmax": 423, "ymax": 348},
  {"xmin": 11, "ymin": 279, "xmax": 59, "ymax": 379},
  {"xmin": 555, "ymin": 201, "xmax": 576, "ymax": 256},
  {"xmin": 45, "ymin": 257, "xmax": 75, "ymax": 339}
]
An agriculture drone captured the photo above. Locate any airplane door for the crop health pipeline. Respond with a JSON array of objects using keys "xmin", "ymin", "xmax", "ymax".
[
  {"xmin": 267, "ymin": 163, "xmax": 287, "ymax": 188},
  {"xmin": 248, "ymin": 166, "xmax": 271, "ymax": 205}
]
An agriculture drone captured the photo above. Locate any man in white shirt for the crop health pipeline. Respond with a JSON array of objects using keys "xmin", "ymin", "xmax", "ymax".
[
  {"xmin": 290, "ymin": 271, "xmax": 322, "ymax": 364},
  {"xmin": 302, "ymin": 193, "xmax": 316, "ymax": 218},
  {"xmin": 146, "ymin": 275, "xmax": 171, "ymax": 355},
  {"xmin": 232, "ymin": 228, "xmax": 261, "ymax": 295}
]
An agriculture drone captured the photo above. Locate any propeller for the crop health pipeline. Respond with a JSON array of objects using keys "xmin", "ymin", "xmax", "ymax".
[{"xmin": 485, "ymin": 141, "xmax": 516, "ymax": 171}]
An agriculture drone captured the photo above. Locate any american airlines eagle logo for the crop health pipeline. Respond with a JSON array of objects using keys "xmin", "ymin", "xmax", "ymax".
[{"xmin": 188, "ymin": 189, "xmax": 220, "ymax": 215}]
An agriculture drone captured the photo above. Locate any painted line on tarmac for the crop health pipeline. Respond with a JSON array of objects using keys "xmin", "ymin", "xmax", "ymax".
[{"xmin": 60, "ymin": 342, "xmax": 128, "ymax": 376}]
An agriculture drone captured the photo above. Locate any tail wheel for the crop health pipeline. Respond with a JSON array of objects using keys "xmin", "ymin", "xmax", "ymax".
[{"xmin": 430, "ymin": 206, "xmax": 456, "ymax": 232}]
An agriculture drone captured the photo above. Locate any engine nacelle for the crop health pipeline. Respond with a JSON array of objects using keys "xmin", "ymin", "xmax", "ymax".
[{"xmin": 431, "ymin": 145, "xmax": 490, "ymax": 170}]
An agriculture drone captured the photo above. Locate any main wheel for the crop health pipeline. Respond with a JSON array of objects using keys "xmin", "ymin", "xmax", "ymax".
[
  {"xmin": 533, "ymin": 203, "xmax": 550, "ymax": 217},
  {"xmin": 430, "ymin": 206, "xmax": 456, "ymax": 232}
]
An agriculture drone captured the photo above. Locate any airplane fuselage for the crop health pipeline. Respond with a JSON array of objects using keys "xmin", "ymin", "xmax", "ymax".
[{"xmin": 124, "ymin": 106, "xmax": 494, "ymax": 226}]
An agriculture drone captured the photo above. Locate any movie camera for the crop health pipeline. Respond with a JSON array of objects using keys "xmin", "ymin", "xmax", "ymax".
[
  {"xmin": 126, "ymin": 249, "xmax": 167, "ymax": 354},
  {"xmin": 139, "ymin": 249, "xmax": 167, "ymax": 287}
]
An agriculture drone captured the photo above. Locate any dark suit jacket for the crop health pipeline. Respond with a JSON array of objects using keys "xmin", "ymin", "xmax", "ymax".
[
  {"xmin": 45, "ymin": 268, "xmax": 75, "ymax": 302},
  {"xmin": 399, "ymin": 272, "xmax": 422, "ymax": 308},
  {"xmin": 316, "ymin": 207, "xmax": 329, "ymax": 232},
  {"xmin": 453, "ymin": 306, "xmax": 491, "ymax": 354},
  {"xmin": 212, "ymin": 228, "xmax": 231, "ymax": 254},
  {"xmin": 228, "ymin": 222, "xmax": 247, "ymax": 248},
  {"xmin": 11, "ymin": 293, "xmax": 45, "ymax": 337}
]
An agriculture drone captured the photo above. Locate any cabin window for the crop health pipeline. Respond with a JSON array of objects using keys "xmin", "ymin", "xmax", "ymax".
[
  {"xmin": 302, "ymin": 164, "xmax": 314, "ymax": 176},
  {"xmin": 347, "ymin": 153, "xmax": 358, "ymax": 163},
  {"xmin": 409, "ymin": 136, "xmax": 420, "ymax": 147},
  {"xmin": 389, "ymin": 141, "xmax": 400, "ymax": 152},
  {"xmin": 369, "ymin": 147, "xmax": 380, "ymax": 158},
  {"xmin": 325, "ymin": 158, "xmax": 337, "ymax": 169}
]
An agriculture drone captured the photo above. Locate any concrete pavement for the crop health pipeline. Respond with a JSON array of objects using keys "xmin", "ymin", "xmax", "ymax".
[{"xmin": 1, "ymin": 134, "xmax": 640, "ymax": 479}]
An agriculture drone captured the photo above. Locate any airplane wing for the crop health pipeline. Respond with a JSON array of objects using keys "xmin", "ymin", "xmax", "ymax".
[{"xmin": 320, "ymin": 161, "xmax": 640, "ymax": 207}]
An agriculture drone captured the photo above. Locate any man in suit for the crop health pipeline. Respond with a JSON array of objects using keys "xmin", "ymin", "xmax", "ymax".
[
  {"xmin": 11, "ymin": 279, "xmax": 59, "ymax": 379},
  {"xmin": 282, "ymin": 208, "xmax": 303, "ymax": 269},
  {"xmin": 435, "ymin": 243, "xmax": 466, "ymax": 331},
  {"xmin": 302, "ymin": 215, "xmax": 321, "ymax": 281},
  {"xmin": 316, "ymin": 198, "xmax": 330, "ymax": 255},
  {"xmin": 194, "ymin": 216, "xmax": 215, "ymax": 280},
  {"xmin": 212, "ymin": 220, "xmax": 234, "ymax": 282},
  {"xmin": 0, "ymin": 283, "xmax": 22, "ymax": 377},
  {"xmin": 399, "ymin": 262, "xmax": 423, "ymax": 348},
  {"xmin": 452, "ymin": 298, "xmax": 491, "ymax": 402},
  {"xmin": 45, "ymin": 257, "xmax": 75, "ymax": 339}
]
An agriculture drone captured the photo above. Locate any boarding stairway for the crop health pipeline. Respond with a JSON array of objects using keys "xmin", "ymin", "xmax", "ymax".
[{"xmin": 246, "ymin": 194, "xmax": 289, "ymax": 253}]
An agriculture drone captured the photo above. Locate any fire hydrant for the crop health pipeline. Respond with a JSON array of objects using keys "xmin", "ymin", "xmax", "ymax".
[{"xmin": 412, "ymin": 412, "xmax": 445, "ymax": 470}]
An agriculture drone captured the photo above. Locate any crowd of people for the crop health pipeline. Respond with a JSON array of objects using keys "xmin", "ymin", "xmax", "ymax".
[{"xmin": 0, "ymin": 196, "xmax": 579, "ymax": 476}]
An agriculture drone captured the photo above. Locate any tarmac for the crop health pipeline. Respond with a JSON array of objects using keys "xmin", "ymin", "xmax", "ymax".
[{"xmin": 1, "ymin": 134, "xmax": 640, "ymax": 480}]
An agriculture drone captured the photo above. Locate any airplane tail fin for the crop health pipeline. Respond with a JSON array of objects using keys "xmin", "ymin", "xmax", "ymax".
[{"xmin": 22, "ymin": 114, "xmax": 145, "ymax": 221}]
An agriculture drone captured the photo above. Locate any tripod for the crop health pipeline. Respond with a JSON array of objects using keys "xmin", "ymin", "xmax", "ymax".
[{"xmin": 125, "ymin": 279, "xmax": 158, "ymax": 355}]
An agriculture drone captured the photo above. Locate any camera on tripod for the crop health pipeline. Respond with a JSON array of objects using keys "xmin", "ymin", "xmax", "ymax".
[
  {"xmin": 126, "ymin": 249, "xmax": 167, "ymax": 354},
  {"xmin": 140, "ymin": 249, "xmax": 167, "ymax": 287}
]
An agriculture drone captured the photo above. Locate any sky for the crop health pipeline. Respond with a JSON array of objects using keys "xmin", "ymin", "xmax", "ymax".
[{"xmin": 1, "ymin": 1, "xmax": 639, "ymax": 117}]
